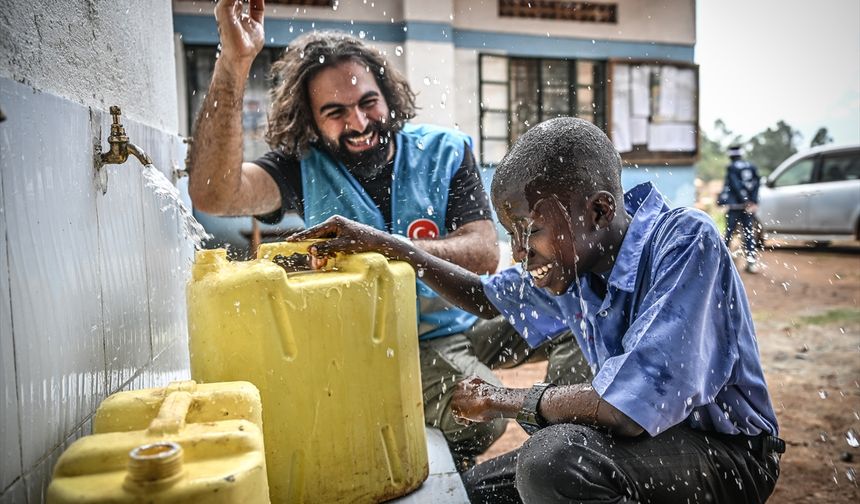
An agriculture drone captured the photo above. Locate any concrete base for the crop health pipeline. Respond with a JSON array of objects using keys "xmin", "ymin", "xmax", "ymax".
[{"xmin": 390, "ymin": 428, "xmax": 470, "ymax": 503}]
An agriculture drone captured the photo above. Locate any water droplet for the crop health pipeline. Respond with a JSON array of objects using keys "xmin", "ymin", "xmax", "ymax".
[
  {"xmin": 350, "ymin": 75, "xmax": 357, "ymax": 85},
  {"xmin": 319, "ymin": 55, "xmax": 325, "ymax": 63},
  {"xmin": 386, "ymin": 348, "xmax": 394, "ymax": 358},
  {"xmin": 423, "ymin": 77, "xmax": 431, "ymax": 86},
  {"xmin": 359, "ymin": 30, "xmax": 366, "ymax": 39},
  {"xmin": 394, "ymin": 46, "xmax": 403, "ymax": 56},
  {"xmin": 847, "ymin": 429, "xmax": 859, "ymax": 448},
  {"xmin": 818, "ymin": 389, "xmax": 829, "ymax": 399}
]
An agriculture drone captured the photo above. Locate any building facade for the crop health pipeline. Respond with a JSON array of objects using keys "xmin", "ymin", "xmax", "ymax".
[{"xmin": 173, "ymin": 0, "xmax": 699, "ymax": 246}]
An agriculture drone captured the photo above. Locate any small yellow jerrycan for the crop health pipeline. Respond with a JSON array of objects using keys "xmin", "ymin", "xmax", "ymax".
[
  {"xmin": 47, "ymin": 380, "xmax": 269, "ymax": 503},
  {"xmin": 187, "ymin": 242, "xmax": 428, "ymax": 503}
]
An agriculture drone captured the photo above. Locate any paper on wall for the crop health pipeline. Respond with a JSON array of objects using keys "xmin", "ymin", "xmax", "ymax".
[
  {"xmin": 631, "ymin": 117, "xmax": 648, "ymax": 145},
  {"xmin": 611, "ymin": 64, "xmax": 632, "ymax": 152},
  {"xmin": 657, "ymin": 66, "xmax": 678, "ymax": 120},
  {"xmin": 647, "ymin": 123, "xmax": 696, "ymax": 151},
  {"xmin": 631, "ymin": 65, "xmax": 651, "ymax": 117},
  {"xmin": 674, "ymin": 68, "xmax": 697, "ymax": 122}
]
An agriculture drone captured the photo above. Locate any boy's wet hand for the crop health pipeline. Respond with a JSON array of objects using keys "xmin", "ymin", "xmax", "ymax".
[
  {"xmin": 451, "ymin": 377, "xmax": 501, "ymax": 424},
  {"xmin": 288, "ymin": 215, "xmax": 395, "ymax": 260}
]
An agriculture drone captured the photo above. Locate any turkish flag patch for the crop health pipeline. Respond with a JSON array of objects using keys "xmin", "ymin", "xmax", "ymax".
[{"xmin": 407, "ymin": 218, "xmax": 440, "ymax": 239}]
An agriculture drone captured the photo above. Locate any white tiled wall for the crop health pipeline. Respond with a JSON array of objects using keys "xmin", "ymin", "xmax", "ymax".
[
  {"xmin": 0, "ymin": 114, "xmax": 23, "ymax": 493},
  {"xmin": 0, "ymin": 78, "xmax": 191, "ymax": 502}
]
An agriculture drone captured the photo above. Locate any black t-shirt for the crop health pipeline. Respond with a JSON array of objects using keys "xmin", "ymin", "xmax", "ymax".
[{"xmin": 254, "ymin": 142, "xmax": 492, "ymax": 233}]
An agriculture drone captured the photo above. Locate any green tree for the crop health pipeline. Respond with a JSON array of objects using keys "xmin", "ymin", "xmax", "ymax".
[
  {"xmin": 810, "ymin": 127, "xmax": 833, "ymax": 147},
  {"xmin": 745, "ymin": 120, "xmax": 800, "ymax": 176}
]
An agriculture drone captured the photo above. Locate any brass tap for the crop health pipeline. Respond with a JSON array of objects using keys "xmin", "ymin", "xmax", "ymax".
[{"xmin": 99, "ymin": 106, "xmax": 153, "ymax": 167}]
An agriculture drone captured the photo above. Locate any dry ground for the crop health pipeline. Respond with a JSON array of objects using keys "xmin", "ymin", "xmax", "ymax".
[{"xmin": 478, "ymin": 243, "xmax": 860, "ymax": 503}]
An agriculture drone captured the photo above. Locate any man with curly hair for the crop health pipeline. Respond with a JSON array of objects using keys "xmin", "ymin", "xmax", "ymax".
[{"xmin": 188, "ymin": 0, "xmax": 589, "ymax": 466}]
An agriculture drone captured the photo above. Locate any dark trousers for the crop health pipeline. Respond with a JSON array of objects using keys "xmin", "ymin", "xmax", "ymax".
[
  {"xmin": 463, "ymin": 424, "xmax": 780, "ymax": 504},
  {"xmin": 725, "ymin": 209, "xmax": 757, "ymax": 261}
]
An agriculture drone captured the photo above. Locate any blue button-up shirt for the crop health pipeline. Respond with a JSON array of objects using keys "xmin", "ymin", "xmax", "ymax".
[{"xmin": 483, "ymin": 182, "xmax": 778, "ymax": 437}]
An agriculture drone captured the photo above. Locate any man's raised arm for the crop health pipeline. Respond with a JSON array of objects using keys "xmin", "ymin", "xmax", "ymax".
[{"xmin": 188, "ymin": 0, "xmax": 281, "ymax": 216}]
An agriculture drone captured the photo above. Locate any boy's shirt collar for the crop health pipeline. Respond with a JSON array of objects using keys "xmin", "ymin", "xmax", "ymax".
[{"xmin": 604, "ymin": 182, "xmax": 671, "ymax": 293}]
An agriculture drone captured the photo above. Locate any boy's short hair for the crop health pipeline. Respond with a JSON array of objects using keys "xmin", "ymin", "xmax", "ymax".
[{"xmin": 491, "ymin": 117, "xmax": 623, "ymax": 207}]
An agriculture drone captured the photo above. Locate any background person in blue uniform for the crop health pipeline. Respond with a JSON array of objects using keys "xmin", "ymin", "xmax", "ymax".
[
  {"xmin": 188, "ymin": 0, "xmax": 589, "ymax": 467},
  {"xmin": 718, "ymin": 145, "xmax": 762, "ymax": 273},
  {"xmin": 293, "ymin": 117, "xmax": 784, "ymax": 503}
]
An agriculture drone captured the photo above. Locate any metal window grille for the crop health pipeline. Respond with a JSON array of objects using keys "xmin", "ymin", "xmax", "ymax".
[
  {"xmin": 478, "ymin": 54, "xmax": 607, "ymax": 165},
  {"xmin": 499, "ymin": 0, "xmax": 617, "ymax": 23}
]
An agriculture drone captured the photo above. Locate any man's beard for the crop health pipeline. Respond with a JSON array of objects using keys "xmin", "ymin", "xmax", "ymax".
[{"xmin": 321, "ymin": 121, "xmax": 393, "ymax": 179}]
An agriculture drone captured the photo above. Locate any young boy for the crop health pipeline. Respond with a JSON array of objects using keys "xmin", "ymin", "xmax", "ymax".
[{"xmin": 290, "ymin": 117, "xmax": 782, "ymax": 503}]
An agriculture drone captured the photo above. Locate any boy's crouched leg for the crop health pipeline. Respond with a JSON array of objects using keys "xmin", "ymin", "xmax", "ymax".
[
  {"xmin": 516, "ymin": 424, "xmax": 635, "ymax": 503},
  {"xmin": 420, "ymin": 333, "xmax": 507, "ymax": 469}
]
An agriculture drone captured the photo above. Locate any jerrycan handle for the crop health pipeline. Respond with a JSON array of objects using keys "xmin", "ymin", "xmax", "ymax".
[
  {"xmin": 258, "ymin": 240, "xmax": 337, "ymax": 272},
  {"xmin": 147, "ymin": 391, "xmax": 194, "ymax": 435}
]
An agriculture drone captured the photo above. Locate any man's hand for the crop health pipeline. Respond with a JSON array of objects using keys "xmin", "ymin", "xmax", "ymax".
[
  {"xmin": 287, "ymin": 215, "xmax": 404, "ymax": 268},
  {"xmin": 215, "ymin": 0, "xmax": 265, "ymax": 70},
  {"xmin": 189, "ymin": 0, "xmax": 282, "ymax": 216},
  {"xmin": 745, "ymin": 202, "xmax": 758, "ymax": 214}
]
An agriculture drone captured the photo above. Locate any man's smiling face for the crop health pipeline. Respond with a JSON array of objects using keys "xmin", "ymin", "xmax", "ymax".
[{"xmin": 308, "ymin": 58, "xmax": 393, "ymax": 176}]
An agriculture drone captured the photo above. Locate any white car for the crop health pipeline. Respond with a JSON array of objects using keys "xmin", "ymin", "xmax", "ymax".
[{"xmin": 757, "ymin": 144, "xmax": 860, "ymax": 243}]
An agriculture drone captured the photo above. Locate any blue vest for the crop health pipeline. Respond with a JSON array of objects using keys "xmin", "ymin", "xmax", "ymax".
[{"xmin": 301, "ymin": 124, "xmax": 479, "ymax": 340}]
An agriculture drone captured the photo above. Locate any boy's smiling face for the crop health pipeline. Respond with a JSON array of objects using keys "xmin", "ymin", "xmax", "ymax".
[
  {"xmin": 495, "ymin": 188, "xmax": 582, "ymax": 295},
  {"xmin": 495, "ymin": 186, "xmax": 619, "ymax": 296}
]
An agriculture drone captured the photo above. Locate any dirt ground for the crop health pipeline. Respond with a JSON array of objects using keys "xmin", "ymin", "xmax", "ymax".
[{"xmin": 477, "ymin": 242, "xmax": 860, "ymax": 503}]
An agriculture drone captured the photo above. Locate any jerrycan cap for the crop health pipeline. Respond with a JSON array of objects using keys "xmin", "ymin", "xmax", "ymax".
[{"xmin": 126, "ymin": 441, "xmax": 184, "ymax": 485}]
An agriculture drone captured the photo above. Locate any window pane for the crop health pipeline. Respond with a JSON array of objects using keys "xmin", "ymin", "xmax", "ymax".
[
  {"xmin": 482, "ymin": 55, "xmax": 508, "ymax": 82},
  {"xmin": 820, "ymin": 153, "xmax": 860, "ymax": 182},
  {"xmin": 510, "ymin": 59, "xmax": 539, "ymax": 141},
  {"xmin": 481, "ymin": 111, "xmax": 509, "ymax": 138},
  {"xmin": 576, "ymin": 86, "xmax": 594, "ymax": 115},
  {"xmin": 577, "ymin": 60, "xmax": 594, "ymax": 86},
  {"xmin": 541, "ymin": 60, "xmax": 569, "ymax": 117},
  {"xmin": 482, "ymin": 140, "xmax": 509, "ymax": 165},
  {"xmin": 774, "ymin": 159, "xmax": 815, "ymax": 187},
  {"xmin": 481, "ymin": 83, "xmax": 508, "ymax": 111},
  {"xmin": 186, "ymin": 46, "xmax": 276, "ymax": 159}
]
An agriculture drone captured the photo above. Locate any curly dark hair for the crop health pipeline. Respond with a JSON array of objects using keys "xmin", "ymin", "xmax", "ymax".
[{"xmin": 266, "ymin": 31, "xmax": 417, "ymax": 156}]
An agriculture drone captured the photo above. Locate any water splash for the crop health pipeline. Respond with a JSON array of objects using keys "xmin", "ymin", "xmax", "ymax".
[
  {"xmin": 541, "ymin": 195, "xmax": 591, "ymax": 341},
  {"xmin": 142, "ymin": 164, "xmax": 211, "ymax": 249},
  {"xmin": 518, "ymin": 219, "xmax": 534, "ymax": 299}
]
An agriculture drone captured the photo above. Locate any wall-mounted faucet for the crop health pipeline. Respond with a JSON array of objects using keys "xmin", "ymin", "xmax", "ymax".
[
  {"xmin": 172, "ymin": 136, "xmax": 192, "ymax": 183},
  {"xmin": 94, "ymin": 106, "xmax": 154, "ymax": 194},
  {"xmin": 99, "ymin": 106, "xmax": 153, "ymax": 167}
]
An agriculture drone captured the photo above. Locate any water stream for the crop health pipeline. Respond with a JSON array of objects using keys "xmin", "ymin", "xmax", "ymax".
[{"xmin": 142, "ymin": 164, "xmax": 210, "ymax": 249}]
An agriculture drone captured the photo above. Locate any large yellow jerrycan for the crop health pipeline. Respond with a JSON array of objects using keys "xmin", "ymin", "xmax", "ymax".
[
  {"xmin": 47, "ymin": 380, "xmax": 269, "ymax": 503},
  {"xmin": 187, "ymin": 242, "xmax": 428, "ymax": 503}
]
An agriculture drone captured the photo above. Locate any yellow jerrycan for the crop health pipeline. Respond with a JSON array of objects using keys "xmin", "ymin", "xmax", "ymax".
[
  {"xmin": 47, "ymin": 380, "xmax": 269, "ymax": 503},
  {"xmin": 187, "ymin": 242, "xmax": 428, "ymax": 503}
]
